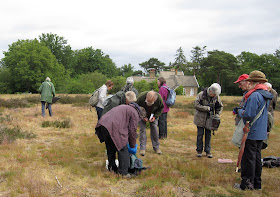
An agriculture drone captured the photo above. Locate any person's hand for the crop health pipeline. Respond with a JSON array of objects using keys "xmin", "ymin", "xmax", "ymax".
[
  {"xmin": 149, "ymin": 117, "xmax": 155, "ymax": 122},
  {"xmin": 143, "ymin": 117, "xmax": 149, "ymax": 122},
  {"xmin": 233, "ymin": 107, "xmax": 240, "ymax": 115}
]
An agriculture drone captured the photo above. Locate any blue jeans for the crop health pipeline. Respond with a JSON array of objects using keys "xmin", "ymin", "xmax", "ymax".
[
  {"xmin": 158, "ymin": 112, "xmax": 168, "ymax": 138},
  {"xmin": 196, "ymin": 126, "xmax": 211, "ymax": 154},
  {"xmin": 41, "ymin": 101, "xmax": 52, "ymax": 117},
  {"xmin": 95, "ymin": 106, "xmax": 103, "ymax": 120}
]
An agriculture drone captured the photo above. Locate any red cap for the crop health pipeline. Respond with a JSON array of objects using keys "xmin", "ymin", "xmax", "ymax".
[{"xmin": 234, "ymin": 74, "xmax": 249, "ymax": 83}]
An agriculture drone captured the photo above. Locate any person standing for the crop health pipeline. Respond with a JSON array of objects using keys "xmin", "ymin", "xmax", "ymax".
[
  {"xmin": 96, "ymin": 80, "xmax": 114, "ymax": 120},
  {"xmin": 39, "ymin": 77, "xmax": 55, "ymax": 117},
  {"xmin": 95, "ymin": 103, "xmax": 145, "ymax": 177},
  {"xmin": 264, "ymin": 82, "xmax": 278, "ymax": 117},
  {"xmin": 136, "ymin": 91, "xmax": 164, "ymax": 156},
  {"xmin": 194, "ymin": 83, "xmax": 223, "ymax": 158},
  {"xmin": 121, "ymin": 77, "xmax": 139, "ymax": 97},
  {"xmin": 233, "ymin": 74, "xmax": 250, "ymax": 125},
  {"xmin": 234, "ymin": 70, "xmax": 273, "ymax": 190},
  {"xmin": 157, "ymin": 77, "xmax": 170, "ymax": 139}
]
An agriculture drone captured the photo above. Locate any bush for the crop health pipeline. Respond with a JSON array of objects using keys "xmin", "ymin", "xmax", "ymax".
[
  {"xmin": 41, "ymin": 119, "xmax": 72, "ymax": 128},
  {"xmin": 175, "ymin": 86, "xmax": 184, "ymax": 95},
  {"xmin": 134, "ymin": 80, "xmax": 152, "ymax": 94},
  {"xmin": 0, "ymin": 126, "xmax": 36, "ymax": 144}
]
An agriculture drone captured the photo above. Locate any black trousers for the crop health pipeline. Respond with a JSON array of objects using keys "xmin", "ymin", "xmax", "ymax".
[
  {"xmin": 158, "ymin": 112, "xmax": 168, "ymax": 138},
  {"xmin": 99, "ymin": 126, "xmax": 130, "ymax": 175},
  {"xmin": 196, "ymin": 126, "xmax": 211, "ymax": 154},
  {"xmin": 240, "ymin": 139, "xmax": 263, "ymax": 190}
]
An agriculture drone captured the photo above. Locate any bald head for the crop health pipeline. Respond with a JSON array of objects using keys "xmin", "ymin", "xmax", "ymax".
[{"xmin": 145, "ymin": 91, "xmax": 158, "ymax": 106}]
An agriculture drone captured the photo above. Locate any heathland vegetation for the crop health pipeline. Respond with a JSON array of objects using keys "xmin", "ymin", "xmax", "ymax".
[{"xmin": 0, "ymin": 94, "xmax": 279, "ymax": 196}]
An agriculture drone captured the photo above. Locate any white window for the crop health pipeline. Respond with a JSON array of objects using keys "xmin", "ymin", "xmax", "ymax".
[{"xmin": 190, "ymin": 88, "xmax": 194, "ymax": 96}]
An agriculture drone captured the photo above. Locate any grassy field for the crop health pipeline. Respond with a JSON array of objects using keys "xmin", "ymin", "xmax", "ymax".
[{"xmin": 0, "ymin": 94, "xmax": 279, "ymax": 196}]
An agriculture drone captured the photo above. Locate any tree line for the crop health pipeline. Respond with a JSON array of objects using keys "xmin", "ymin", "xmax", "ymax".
[{"xmin": 0, "ymin": 33, "xmax": 279, "ymax": 95}]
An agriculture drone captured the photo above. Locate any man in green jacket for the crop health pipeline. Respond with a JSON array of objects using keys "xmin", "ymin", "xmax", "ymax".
[
  {"xmin": 136, "ymin": 91, "xmax": 164, "ymax": 156},
  {"xmin": 39, "ymin": 77, "xmax": 56, "ymax": 117}
]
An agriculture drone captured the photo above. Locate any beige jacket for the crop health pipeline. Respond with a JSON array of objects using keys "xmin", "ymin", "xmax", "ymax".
[{"xmin": 194, "ymin": 89, "xmax": 223, "ymax": 128}]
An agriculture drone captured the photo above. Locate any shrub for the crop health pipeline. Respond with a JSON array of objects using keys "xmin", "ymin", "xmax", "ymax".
[
  {"xmin": 0, "ymin": 126, "xmax": 36, "ymax": 144},
  {"xmin": 41, "ymin": 119, "xmax": 72, "ymax": 128},
  {"xmin": 175, "ymin": 86, "xmax": 184, "ymax": 95}
]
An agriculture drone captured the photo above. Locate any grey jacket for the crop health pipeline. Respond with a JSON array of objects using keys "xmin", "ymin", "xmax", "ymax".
[{"xmin": 194, "ymin": 89, "xmax": 223, "ymax": 128}]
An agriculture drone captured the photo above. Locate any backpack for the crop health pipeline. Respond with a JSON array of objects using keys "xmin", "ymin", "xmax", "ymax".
[
  {"xmin": 161, "ymin": 86, "xmax": 176, "ymax": 106},
  {"xmin": 128, "ymin": 154, "xmax": 143, "ymax": 175},
  {"xmin": 89, "ymin": 89, "xmax": 100, "ymax": 107}
]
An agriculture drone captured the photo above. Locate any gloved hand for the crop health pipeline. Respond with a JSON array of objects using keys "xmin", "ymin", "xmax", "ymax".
[
  {"xmin": 208, "ymin": 103, "xmax": 215, "ymax": 111},
  {"xmin": 233, "ymin": 107, "xmax": 240, "ymax": 115},
  {"xmin": 127, "ymin": 144, "xmax": 138, "ymax": 154}
]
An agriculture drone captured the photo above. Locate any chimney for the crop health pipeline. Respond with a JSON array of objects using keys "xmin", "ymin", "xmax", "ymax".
[
  {"xmin": 175, "ymin": 69, "xmax": 177, "ymax": 75},
  {"xmin": 149, "ymin": 69, "xmax": 155, "ymax": 78}
]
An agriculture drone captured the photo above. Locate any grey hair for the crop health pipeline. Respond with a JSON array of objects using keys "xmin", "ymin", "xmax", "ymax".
[
  {"xmin": 208, "ymin": 83, "xmax": 221, "ymax": 95},
  {"xmin": 125, "ymin": 91, "xmax": 137, "ymax": 103},
  {"xmin": 264, "ymin": 82, "xmax": 272, "ymax": 89},
  {"xmin": 46, "ymin": 77, "xmax": 51, "ymax": 81},
  {"xmin": 126, "ymin": 77, "xmax": 134, "ymax": 84}
]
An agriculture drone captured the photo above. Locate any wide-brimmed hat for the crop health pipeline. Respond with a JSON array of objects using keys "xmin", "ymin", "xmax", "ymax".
[
  {"xmin": 234, "ymin": 74, "xmax": 249, "ymax": 83},
  {"xmin": 245, "ymin": 70, "xmax": 268, "ymax": 82}
]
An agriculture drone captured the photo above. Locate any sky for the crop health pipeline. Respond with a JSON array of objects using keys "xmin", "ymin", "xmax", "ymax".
[{"xmin": 1, "ymin": 0, "xmax": 280, "ymax": 71}]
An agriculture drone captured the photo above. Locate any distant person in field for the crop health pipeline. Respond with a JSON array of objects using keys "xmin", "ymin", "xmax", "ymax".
[
  {"xmin": 194, "ymin": 83, "xmax": 223, "ymax": 158},
  {"xmin": 39, "ymin": 77, "xmax": 56, "ymax": 117},
  {"xmin": 234, "ymin": 70, "xmax": 272, "ymax": 190},
  {"xmin": 121, "ymin": 77, "xmax": 138, "ymax": 97},
  {"xmin": 102, "ymin": 91, "xmax": 137, "ymax": 116},
  {"xmin": 96, "ymin": 80, "xmax": 114, "ymax": 120},
  {"xmin": 233, "ymin": 74, "xmax": 250, "ymax": 125},
  {"xmin": 264, "ymin": 82, "xmax": 278, "ymax": 117},
  {"xmin": 136, "ymin": 91, "xmax": 164, "ymax": 156},
  {"xmin": 157, "ymin": 77, "xmax": 170, "ymax": 139},
  {"xmin": 95, "ymin": 103, "xmax": 145, "ymax": 178}
]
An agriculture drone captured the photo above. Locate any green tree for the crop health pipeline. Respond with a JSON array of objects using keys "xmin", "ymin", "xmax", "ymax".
[
  {"xmin": 174, "ymin": 47, "xmax": 187, "ymax": 70},
  {"xmin": 200, "ymin": 50, "xmax": 238, "ymax": 95},
  {"xmin": 2, "ymin": 39, "xmax": 66, "ymax": 93},
  {"xmin": 0, "ymin": 67, "xmax": 12, "ymax": 93},
  {"xmin": 188, "ymin": 46, "xmax": 207, "ymax": 75},
  {"xmin": 73, "ymin": 47, "xmax": 118, "ymax": 77},
  {"xmin": 139, "ymin": 58, "xmax": 165, "ymax": 74},
  {"xmin": 39, "ymin": 33, "xmax": 74, "ymax": 71},
  {"xmin": 134, "ymin": 80, "xmax": 150, "ymax": 94},
  {"xmin": 120, "ymin": 64, "xmax": 134, "ymax": 78}
]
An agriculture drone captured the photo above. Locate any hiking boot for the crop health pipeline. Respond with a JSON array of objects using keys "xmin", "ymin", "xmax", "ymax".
[
  {"xmin": 154, "ymin": 148, "xmax": 162, "ymax": 154},
  {"xmin": 140, "ymin": 149, "xmax": 145, "ymax": 156},
  {"xmin": 197, "ymin": 152, "xmax": 202, "ymax": 157},
  {"xmin": 206, "ymin": 153, "xmax": 213, "ymax": 158}
]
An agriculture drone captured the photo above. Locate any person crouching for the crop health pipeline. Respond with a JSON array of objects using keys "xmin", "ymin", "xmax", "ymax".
[{"xmin": 95, "ymin": 103, "xmax": 145, "ymax": 177}]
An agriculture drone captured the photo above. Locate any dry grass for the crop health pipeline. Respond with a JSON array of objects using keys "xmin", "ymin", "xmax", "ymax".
[{"xmin": 0, "ymin": 94, "xmax": 279, "ymax": 196}]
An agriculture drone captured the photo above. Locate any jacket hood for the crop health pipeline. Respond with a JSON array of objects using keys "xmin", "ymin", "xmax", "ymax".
[{"xmin": 255, "ymin": 89, "xmax": 273, "ymax": 100}]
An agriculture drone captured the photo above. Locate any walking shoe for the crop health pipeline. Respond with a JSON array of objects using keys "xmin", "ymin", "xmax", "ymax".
[
  {"xmin": 140, "ymin": 149, "xmax": 145, "ymax": 156},
  {"xmin": 197, "ymin": 152, "xmax": 202, "ymax": 157},
  {"xmin": 206, "ymin": 153, "xmax": 213, "ymax": 158},
  {"xmin": 154, "ymin": 148, "xmax": 162, "ymax": 154}
]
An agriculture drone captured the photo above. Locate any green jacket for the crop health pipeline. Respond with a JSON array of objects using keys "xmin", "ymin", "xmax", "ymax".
[
  {"xmin": 102, "ymin": 91, "xmax": 126, "ymax": 116},
  {"xmin": 136, "ymin": 91, "xmax": 164, "ymax": 119},
  {"xmin": 39, "ymin": 81, "xmax": 55, "ymax": 103}
]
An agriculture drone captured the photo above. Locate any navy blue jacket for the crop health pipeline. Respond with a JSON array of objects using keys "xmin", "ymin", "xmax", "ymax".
[{"xmin": 238, "ymin": 89, "xmax": 273, "ymax": 140}]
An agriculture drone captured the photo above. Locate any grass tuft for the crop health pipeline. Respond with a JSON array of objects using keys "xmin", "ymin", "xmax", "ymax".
[
  {"xmin": 41, "ymin": 119, "xmax": 72, "ymax": 128},
  {"xmin": 0, "ymin": 126, "xmax": 36, "ymax": 144}
]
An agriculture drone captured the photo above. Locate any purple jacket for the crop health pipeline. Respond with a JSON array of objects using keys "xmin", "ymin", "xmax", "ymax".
[
  {"xmin": 95, "ymin": 104, "xmax": 139, "ymax": 151},
  {"xmin": 159, "ymin": 84, "xmax": 170, "ymax": 113}
]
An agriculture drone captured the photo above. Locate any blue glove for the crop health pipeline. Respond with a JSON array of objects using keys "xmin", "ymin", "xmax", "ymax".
[{"xmin": 127, "ymin": 144, "xmax": 138, "ymax": 154}]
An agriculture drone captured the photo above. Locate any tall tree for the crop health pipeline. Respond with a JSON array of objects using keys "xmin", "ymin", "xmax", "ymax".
[
  {"xmin": 39, "ymin": 33, "xmax": 74, "ymax": 70},
  {"xmin": 2, "ymin": 39, "xmax": 66, "ymax": 93},
  {"xmin": 188, "ymin": 46, "xmax": 207, "ymax": 75},
  {"xmin": 120, "ymin": 63, "xmax": 134, "ymax": 77},
  {"xmin": 174, "ymin": 47, "xmax": 187, "ymax": 70},
  {"xmin": 139, "ymin": 58, "xmax": 165, "ymax": 74}
]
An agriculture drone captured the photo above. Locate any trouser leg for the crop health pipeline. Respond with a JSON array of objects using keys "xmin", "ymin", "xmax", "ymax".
[
  {"xmin": 139, "ymin": 120, "xmax": 147, "ymax": 150},
  {"xmin": 196, "ymin": 126, "xmax": 204, "ymax": 153},
  {"xmin": 150, "ymin": 118, "xmax": 160, "ymax": 150},
  {"xmin": 240, "ymin": 139, "xmax": 256, "ymax": 190},
  {"xmin": 118, "ymin": 145, "xmax": 130, "ymax": 175},
  {"xmin": 158, "ymin": 112, "xmax": 167, "ymax": 138},
  {"xmin": 204, "ymin": 128, "xmax": 212, "ymax": 153},
  {"xmin": 95, "ymin": 107, "xmax": 103, "ymax": 120},
  {"xmin": 254, "ymin": 140, "xmax": 263, "ymax": 189},
  {"xmin": 41, "ymin": 101, "xmax": 46, "ymax": 117},
  {"xmin": 47, "ymin": 103, "xmax": 52, "ymax": 116}
]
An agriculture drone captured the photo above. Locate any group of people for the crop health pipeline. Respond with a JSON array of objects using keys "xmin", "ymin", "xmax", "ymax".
[
  {"xmin": 39, "ymin": 70, "xmax": 278, "ymax": 190},
  {"xmin": 94, "ymin": 77, "xmax": 170, "ymax": 177}
]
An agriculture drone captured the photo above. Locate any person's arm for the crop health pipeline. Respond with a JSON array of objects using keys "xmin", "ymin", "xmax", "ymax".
[
  {"xmin": 128, "ymin": 113, "xmax": 138, "ymax": 148},
  {"xmin": 194, "ymin": 93, "xmax": 210, "ymax": 112},
  {"xmin": 153, "ymin": 95, "xmax": 164, "ymax": 118}
]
